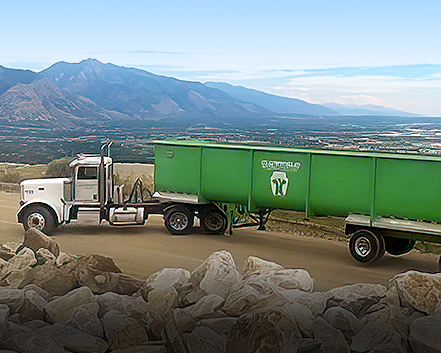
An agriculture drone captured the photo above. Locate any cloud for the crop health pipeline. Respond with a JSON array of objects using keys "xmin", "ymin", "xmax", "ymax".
[{"xmin": 90, "ymin": 50, "xmax": 188, "ymax": 55}]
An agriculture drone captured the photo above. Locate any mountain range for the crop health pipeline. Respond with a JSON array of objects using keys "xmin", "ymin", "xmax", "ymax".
[{"xmin": 0, "ymin": 59, "xmax": 419, "ymax": 130}]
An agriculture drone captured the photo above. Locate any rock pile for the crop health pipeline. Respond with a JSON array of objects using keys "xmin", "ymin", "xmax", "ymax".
[{"xmin": 0, "ymin": 229, "xmax": 441, "ymax": 352}]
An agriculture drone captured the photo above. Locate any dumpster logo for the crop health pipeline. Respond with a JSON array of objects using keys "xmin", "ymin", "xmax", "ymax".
[
  {"xmin": 261, "ymin": 160, "xmax": 301, "ymax": 172},
  {"xmin": 270, "ymin": 171, "xmax": 289, "ymax": 196}
]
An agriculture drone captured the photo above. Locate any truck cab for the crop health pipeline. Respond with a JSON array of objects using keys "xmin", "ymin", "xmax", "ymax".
[{"xmin": 17, "ymin": 149, "xmax": 115, "ymax": 234}]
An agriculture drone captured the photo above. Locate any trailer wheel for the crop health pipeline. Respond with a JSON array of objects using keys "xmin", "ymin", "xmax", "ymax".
[
  {"xmin": 164, "ymin": 206, "xmax": 194, "ymax": 235},
  {"xmin": 384, "ymin": 237, "xmax": 415, "ymax": 255},
  {"xmin": 349, "ymin": 229, "xmax": 385, "ymax": 263},
  {"xmin": 22, "ymin": 205, "xmax": 56, "ymax": 235},
  {"xmin": 201, "ymin": 209, "xmax": 227, "ymax": 234}
]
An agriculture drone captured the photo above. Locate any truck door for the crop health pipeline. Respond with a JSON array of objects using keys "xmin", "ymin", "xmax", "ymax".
[{"xmin": 75, "ymin": 166, "xmax": 98, "ymax": 202}]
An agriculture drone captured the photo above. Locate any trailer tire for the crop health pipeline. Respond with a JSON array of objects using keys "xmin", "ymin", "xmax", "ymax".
[
  {"xmin": 201, "ymin": 209, "xmax": 227, "ymax": 234},
  {"xmin": 22, "ymin": 205, "xmax": 56, "ymax": 235},
  {"xmin": 349, "ymin": 229, "xmax": 385, "ymax": 263},
  {"xmin": 164, "ymin": 206, "xmax": 194, "ymax": 235},
  {"xmin": 384, "ymin": 237, "xmax": 415, "ymax": 255}
]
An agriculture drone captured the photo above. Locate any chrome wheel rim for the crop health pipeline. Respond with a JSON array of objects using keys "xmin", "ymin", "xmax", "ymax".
[
  {"xmin": 27, "ymin": 213, "xmax": 46, "ymax": 230},
  {"xmin": 354, "ymin": 237, "xmax": 371, "ymax": 257},
  {"xmin": 169, "ymin": 212, "xmax": 189, "ymax": 231}
]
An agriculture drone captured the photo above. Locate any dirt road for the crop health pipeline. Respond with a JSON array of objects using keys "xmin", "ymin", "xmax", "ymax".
[{"xmin": 1, "ymin": 192, "xmax": 439, "ymax": 291}]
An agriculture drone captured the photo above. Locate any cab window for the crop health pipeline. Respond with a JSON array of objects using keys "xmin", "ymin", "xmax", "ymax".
[{"xmin": 77, "ymin": 167, "xmax": 98, "ymax": 180}]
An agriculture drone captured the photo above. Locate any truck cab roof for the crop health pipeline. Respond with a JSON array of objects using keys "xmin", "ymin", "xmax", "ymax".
[{"xmin": 69, "ymin": 155, "xmax": 112, "ymax": 168}]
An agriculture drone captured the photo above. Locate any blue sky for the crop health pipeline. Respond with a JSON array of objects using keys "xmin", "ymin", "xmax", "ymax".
[{"xmin": 1, "ymin": 0, "xmax": 441, "ymax": 115}]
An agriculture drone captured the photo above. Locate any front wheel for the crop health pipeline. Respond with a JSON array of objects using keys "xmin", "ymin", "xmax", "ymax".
[
  {"xmin": 164, "ymin": 206, "xmax": 194, "ymax": 235},
  {"xmin": 22, "ymin": 206, "xmax": 56, "ymax": 235},
  {"xmin": 349, "ymin": 229, "xmax": 385, "ymax": 263}
]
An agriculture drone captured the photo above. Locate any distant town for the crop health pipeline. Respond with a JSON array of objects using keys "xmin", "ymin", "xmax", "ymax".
[{"xmin": 1, "ymin": 117, "xmax": 441, "ymax": 165}]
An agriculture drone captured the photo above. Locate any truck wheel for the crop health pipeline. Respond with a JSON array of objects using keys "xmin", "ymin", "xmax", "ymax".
[
  {"xmin": 201, "ymin": 209, "xmax": 227, "ymax": 234},
  {"xmin": 349, "ymin": 229, "xmax": 385, "ymax": 263},
  {"xmin": 164, "ymin": 206, "xmax": 194, "ymax": 235},
  {"xmin": 22, "ymin": 206, "xmax": 56, "ymax": 235},
  {"xmin": 384, "ymin": 237, "xmax": 415, "ymax": 255}
]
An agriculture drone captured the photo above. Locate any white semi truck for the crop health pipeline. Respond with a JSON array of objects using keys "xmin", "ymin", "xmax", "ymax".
[{"xmin": 17, "ymin": 142, "xmax": 228, "ymax": 236}]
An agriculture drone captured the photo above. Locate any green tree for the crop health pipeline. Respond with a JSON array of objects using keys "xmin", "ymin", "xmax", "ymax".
[{"xmin": 45, "ymin": 157, "xmax": 73, "ymax": 178}]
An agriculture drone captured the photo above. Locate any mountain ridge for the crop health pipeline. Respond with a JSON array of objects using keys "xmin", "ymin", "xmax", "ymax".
[{"xmin": 0, "ymin": 59, "xmax": 422, "ymax": 130}]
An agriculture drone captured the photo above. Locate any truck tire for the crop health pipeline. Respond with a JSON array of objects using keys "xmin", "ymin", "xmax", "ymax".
[
  {"xmin": 22, "ymin": 205, "xmax": 56, "ymax": 235},
  {"xmin": 384, "ymin": 237, "xmax": 415, "ymax": 255},
  {"xmin": 349, "ymin": 229, "xmax": 385, "ymax": 263},
  {"xmin": 164, "ymin": 206, "xmax": 194, "ymax": 235},
  {"xmin": 201, "ymin": 209, "xmax": 227, "ymax": 234}
]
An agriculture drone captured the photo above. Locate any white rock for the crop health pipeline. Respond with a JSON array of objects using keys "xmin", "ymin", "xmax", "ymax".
[
  {"xmin": 389, "ymin": 270, "xmax": 441, "ymax": 315},
  {"xmin": 138, "ymin": 268, "xmax": 190, "ymax": 300},
  {"xmin": 191, "ymin": 251, "xmax": 241, "ymax": 299},
  {"xmin": 409, "ymin": 315, "xmax": 441, "ymax": 353},
  {"xmin": 325, "ymin": 283, "xmax": 387, "ymax": 318},
  {"xmin": 281, "ymin": 289, "xmax": 326, "ymax": 317},
  {"xmin": 148, "ymin": 286, "xmax": 179, "ymax": 317},
  {"xmin": 242, "ymin": 256, "xmax": 284, "ymax": 278},
  {"xmin": 188, "ymin": 294, "xmax": 225, "ymax": 320}
]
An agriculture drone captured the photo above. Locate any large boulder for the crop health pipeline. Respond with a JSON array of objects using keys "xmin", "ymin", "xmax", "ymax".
[
  {"xmin": 22, "ymin": 228, "xmax": 60, "ymax": 257},
  {"xmin": 191, "ymin": 251, "xmax": 241, "ymax": 299},
  {"xmin": 137, "ymin": 268, "xmax": 190, "ymax": 301},
  {"xmin": 409, "ymin": 315, "xmax": 441, "ymax": 353},
  {"xmin": 186, "ymin": 326, "xmax": 227, "ymax": 353},
  {"xmin": 0, "ymin": 304, "xmax": 9, "ymax": 340},
  {"xmin": 3, "ymin": 331, "xmax": 65, "ymax": 353},
  {"xmin": 226, "ymin": 307, "xmax": 302, "ymax": 353},
  {"xmin": 0, "ymin": 248, "xmax": 37, "ymax": 286},
  {"xmin": 389, "ymin": 270, "xmax": 441, "ymax": 315},
  {"xmin": 173, "ymin": 294, "xmax": 226, "ymax": 333},
  {"xmin": 242, "ymin": 256, "xmax": 284, "ymax": 278},
  {"xmin": 96, "ymin": 292, "xmax": 149, "ymax": 324},
  {"xmin": 324, "ymin": 284, "xmax": 387, "ymax": 318},
  {"xmin": 102, "ymin": 310, "xmax": 149, "ymax": 350},
  {"xmin": 39, "ymin": 323, "xmax": 108, "ymax": 353},
  {"xmin": 45, "ymin": 286, "xmax": 96, "ymax": 323},
  {"xmin": 350, "ymin": 323, "xmax": 407, "ymax": 353},
  {"xmin": 311, "ymin": 317, "xmax": 350, "ymax": 353},
  {"xmin": 18, "ymin": 259, "xmax": 79, "ymax": 296},
  {"xmin": 223, "ymin": 281, "xmax": 288, "ymax": 317},
  {"xmin": 17, "ymin": 289, "xmax": 47, "ymax": 322},
  {"xmin": 0, "ymin": 288, "xmax": 25, "ymax": 313},
  {"xmin": 323, "ymin": 306, "xmax": 362, "ymax": 342}
]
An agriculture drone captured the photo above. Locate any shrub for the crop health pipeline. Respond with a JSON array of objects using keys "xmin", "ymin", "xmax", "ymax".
[{"xmin": 45, "ymin": 157, "xmax": 73, "ymax": 178}]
